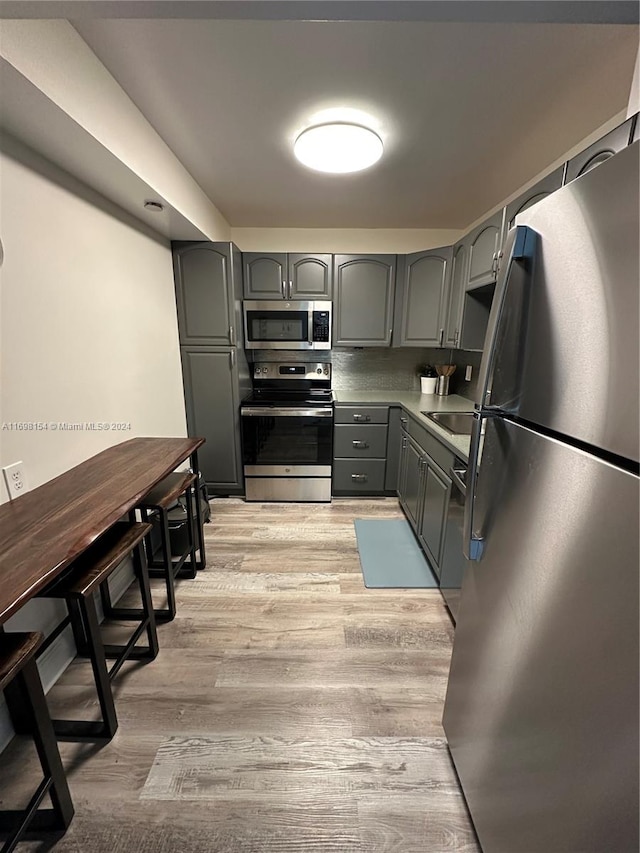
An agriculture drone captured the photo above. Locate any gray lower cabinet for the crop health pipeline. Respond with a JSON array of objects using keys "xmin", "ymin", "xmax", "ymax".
[
  {"xmin": 333, "ymin": 405, "xmax": 390, "ymax": 495},
  {"xmin": 384, "ymin": 408, "xmax": 402, "ymax": 492},
  {"xmin": 393, "ymin": 246, "xmax": 452, "ymax": 347},
  {"xmin": 445, "ymin": 241, "xmax": 467, "ymax": 348},
  {"xmin": 417, "ymin": 463, "xmax": 452, "ymax": 578},
  {"xmin": 173, "ymin": 241, "xmax": 243, "ymax": 347},
  {"xmin": 180, "ymin": 347, "xmax": 248, "ymax": 495},
  {"xmin": 397, "ymin": 413, "xmax": 454, "ymax": 579},
  {"xmin": 399, "ymin": 435, "xmax": 423, "ymax": 528},
  {"xmin": 564, "ymin": 117, "xmax": 634, "ymax": 184},
  {"xmin": 243, "ymin": 252, "xmax": 332, "ymax": 299},
  {"xmin": 333, "ymin": 255, "xmax": 396, "ymax": 346}
]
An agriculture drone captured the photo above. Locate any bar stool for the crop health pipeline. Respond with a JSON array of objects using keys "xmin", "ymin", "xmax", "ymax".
[
  {"xmin": 0, "ymin": 631, "xmax": 74, "ymax": 853},
  {"xmin": 136, "ymin": 471, "xmax": 203, "ymax": 622},
  {"xmin": 41, "ymin": 521, "xmax": 158, "ymax": 741}
]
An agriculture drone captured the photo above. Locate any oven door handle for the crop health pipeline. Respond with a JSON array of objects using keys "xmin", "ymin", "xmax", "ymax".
[{"xmin": 241, "ymin": 407, "xmax": 333, "ymax": 418}]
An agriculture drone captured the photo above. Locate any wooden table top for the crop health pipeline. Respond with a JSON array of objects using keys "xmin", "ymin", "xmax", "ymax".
[{"xmin": 0, "ymin": 437, "xmax": 204, "ymax": 625}]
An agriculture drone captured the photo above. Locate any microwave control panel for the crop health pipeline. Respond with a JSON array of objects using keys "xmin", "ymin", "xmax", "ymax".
[{"xmin": 312, "ymin": 311, "xmax": 331, "ymax": 343}]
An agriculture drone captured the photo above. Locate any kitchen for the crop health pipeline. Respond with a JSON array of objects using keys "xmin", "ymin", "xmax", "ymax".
[{"xmin": 0, "ymin": 3, "xmax": 638, "ymax": 851}]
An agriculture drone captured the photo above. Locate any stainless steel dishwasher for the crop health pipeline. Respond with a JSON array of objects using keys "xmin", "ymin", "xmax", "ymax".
[{"xmin": 439, "ymin": 459, "xmax": 468, "ymax": 623}]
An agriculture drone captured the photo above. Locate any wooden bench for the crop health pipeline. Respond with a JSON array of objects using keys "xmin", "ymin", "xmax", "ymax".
[
  {"xmin": 0, "ymin": 632, "xmax": 74, "ymax": 852},
  {"xmin": 136, "ymin": 471, "xmax": 202, "ymax": 621},
  {"xmin": 41, "ymin": 521, "xmax": 158, "ymax": 741}
]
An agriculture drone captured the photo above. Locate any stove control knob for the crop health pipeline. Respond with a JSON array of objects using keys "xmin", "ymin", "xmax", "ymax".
[
  {"xmin": 323, "ymin": 368, "xmax": 329, "ymax": 375},
  {"xmin": 254, "ymin": 367, "xmax": 260, "ymax": 374},
  {"xmin": 316, "ymin": 368, "xmax": 322, "ymax": 374}
]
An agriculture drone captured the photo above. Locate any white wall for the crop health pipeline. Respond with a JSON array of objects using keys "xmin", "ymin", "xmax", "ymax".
[
  {"xmin": 230, "ymin": 228, "xmax": 463, "ymax": 253},
  {"xmin": 0, "ymin": 19, "xmax": 231, "ymax": 241},
  {"xmin": 0, "ymin": 144, "xmax": 188, "ymax": 747},
  {"xmin": 0, "ymin": 150, "xmax": 187, "ymax": 487}
]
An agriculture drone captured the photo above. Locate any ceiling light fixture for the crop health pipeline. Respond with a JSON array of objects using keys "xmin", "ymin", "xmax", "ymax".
[
  {"xmin": 293, "ymin": 123, "xmax": 383, "ymax": 174},
  {"xmin": 143, "ymin": 200, "xmax": 165, "ymax": 212}
]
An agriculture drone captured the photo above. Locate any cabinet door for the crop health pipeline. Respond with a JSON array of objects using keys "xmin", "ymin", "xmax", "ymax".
[
  {"xmin": 445, "ymin": 242, "xmax": 467, "ymax": 348},
  {"xmin": 418, "ymin": 462, "xmax": 452, "ymax": 577},
  {"xmin": 181, "ymin": 347, "xmax": 243, "ymax": 493},
  {"xmin": 504, "ymin": 166, "xmax": 564, "ymax": 233},
  {"xmin": 243, "ymin": 253, "xmax": 287, "ymax": 299},
  {"xmin": 384, "ymin": 408, "xmax": 402, "ymax": 492},
  {"xmin": 333, "ymin": 255, "xmax": 396, "ymax": 346},
  {"xmin": 401, "ymin": 438, "xmax": 424, "ymax": 531},
  {"xmin": 395, "ymin": 247, "xmax": 452, "ymax": 347},
  {"xmin": 289, "ymin": 254, "xmax": 333, "ymax": 299},
  {"xmin": 173, "ymin": 243, "xmax": 233, "ymax": 346},
  {"xmin": 466, "ymin": 209, "xmax": 505, "ymax": 290},
  {"xmin": 565, "ymin": 117, "xmax": 634, "ymax": 184}
]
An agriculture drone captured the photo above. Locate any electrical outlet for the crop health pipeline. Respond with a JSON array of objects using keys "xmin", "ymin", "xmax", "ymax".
[
  {"xmin": 465, "ymin": 365, "xmax": 473, "ymax": 381},
  {"xmin": 2, "ymin": 461, "xmax": 28, "ymax": 500}
]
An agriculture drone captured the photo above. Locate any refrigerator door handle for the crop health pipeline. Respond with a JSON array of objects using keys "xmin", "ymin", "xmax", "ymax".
[
  {"xmin": 476, "ymin": 225, "xmax": 538, "ymax": 410},
  {"xmin": 463, "ymin": 410, "xmax": 502, "ymax": 561}
]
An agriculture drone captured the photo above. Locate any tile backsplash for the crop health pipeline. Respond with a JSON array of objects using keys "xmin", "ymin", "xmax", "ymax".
[{"xmin": 249, "ymin": 347, "xmax": 483, "ymax": 400}]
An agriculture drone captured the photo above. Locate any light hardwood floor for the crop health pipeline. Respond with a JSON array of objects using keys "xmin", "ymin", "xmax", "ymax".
[{"xmin": 1, "ymin": 498, "xmax": 480, "ymax": 852}]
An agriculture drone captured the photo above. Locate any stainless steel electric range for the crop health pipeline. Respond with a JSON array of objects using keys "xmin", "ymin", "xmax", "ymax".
[{"xmin": 240, "ymin": 362, "xmax": 334, "ymax": 502}]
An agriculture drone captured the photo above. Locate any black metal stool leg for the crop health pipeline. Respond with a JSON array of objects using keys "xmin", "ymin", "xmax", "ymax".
[
  {"xmin": 156, "ymin": 510, "xmax": 177, "ymax": 622},
  {"xmin": 51, "ymin": 595, "xmax": 118, "ymax": 741},
  {"xmin": 182, "ymin": 486, "xmax": 197, "ymax": 580},
  {"xmin": 191, "ymin": 451, "xmax": 207, "ymax": 570},
  {"xmin": 18, "ymin": 660, "xmax": 74, "ymax": 830},
  {"xmin": 132, "ymin": 540, "xmax": 159, "ymax": 659}
]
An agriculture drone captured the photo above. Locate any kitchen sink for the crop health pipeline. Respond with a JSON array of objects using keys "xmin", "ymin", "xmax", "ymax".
[{"xmin": 421, "ymin": 411, "xmax": 475, "ymax": 436}]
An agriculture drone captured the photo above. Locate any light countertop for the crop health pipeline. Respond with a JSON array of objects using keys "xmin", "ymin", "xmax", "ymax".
[{"xmin": 332, "ymin": 390, "xmax": 475, "ymax": 460}]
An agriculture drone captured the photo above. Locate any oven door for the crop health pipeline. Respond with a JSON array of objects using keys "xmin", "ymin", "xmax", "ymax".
[
  {"xmin": 241, "ymin": 407, "xmax": 333, "ymax": 475},
  {"xmin": 243, "ymin": 303, "xmax": 311, "ymax": 350}
]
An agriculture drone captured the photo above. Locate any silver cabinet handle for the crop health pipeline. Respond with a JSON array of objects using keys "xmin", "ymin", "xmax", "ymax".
[
  {"xmin": 352, "ymin": 414, "xmax": 371, "ymax": 422},
  {"xmin": 229, "ymin": 350, "xmax": 235, "ymax": 369},
  {"xmin": 351, "ymin": 473, "xmax": 368, "ymax": 482},
  {"xmin": 352, "ymin": 440, "xmax": 369, "ymax": 449},
  {"xmin": 288, "ymin": 280, "xmax": 293, "ymax": 299},
  {"xmin": 400, "ymin": 417, "xmax": 408, "ymax": 427},
  {"xmin": 229, "ymin": 326, "xmax": 235, "ymax": 346},
  {"xmin": 401, "ymin": 436, "xmax": 407, "ymax": 449},
  {"xmin": 281, "ymin": 280, "xmax": 286, "ymax": 298},
  {"xmin": 439, "ymin": 328, "xmax": 444, "ymax": 347},
  {"xmin": 454, "ymin": 329, "xmax": 459, "ymax": 348}
]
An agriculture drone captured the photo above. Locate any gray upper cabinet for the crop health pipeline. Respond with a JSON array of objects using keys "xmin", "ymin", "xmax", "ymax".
[
  {"xmin": 243, "ymin": 253, "xmax": 288, "ymax": 299},
  {"xmin": 173, "ymin": 242, "xmax": 241, "ymax": 347},
  {"xmin": 243, "ymin": 252, "xmax": 332, "ymax": 299},
  {"xmin": 333, "ymin": 254, "xmax": 396, "ymax": 347},
  {"xmin": 564, "ymin": 117, "xmax": 634, "ymax": 184},
  {"xmin": 288, "ymin": 254, "xmax": 332, "ymax": 299},
  {"xmin": 504, "ymin": 166, "xmax": 564, "ymax": 233},
  {"xmin": 394, "ymin": 246, "xmax": 452, "ymax": 348},
  {"xmin": 465, "ymin": 208, "xmax": 505, "ymax": 290},
  {"xmin": 632, "ymin": 114, "xmax": 639, "ymax": 144},
  {"xmin": 445, "ymin": 241, "xmax": 467, "ymax": 348},
  {"xmin": 180, "ymin": 346, "xmax": 245, "ymax": 494}
]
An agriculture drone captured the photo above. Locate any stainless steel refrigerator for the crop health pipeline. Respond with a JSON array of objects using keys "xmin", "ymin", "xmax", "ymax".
[{"xmin": 443, "ymin": 141, "xmax": 639, "ymax": 853}]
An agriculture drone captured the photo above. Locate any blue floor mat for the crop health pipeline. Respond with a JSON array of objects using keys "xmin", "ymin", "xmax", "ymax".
[{"xmin": 354, "ymin": 518, "xmax": 439, "ymax": 589}]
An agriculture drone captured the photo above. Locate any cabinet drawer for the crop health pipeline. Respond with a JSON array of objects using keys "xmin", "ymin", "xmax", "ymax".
[
  {"xmin": 334, "ymin": 424, "xmax": 388, "ymax": 458},
  {"xmin": 334, "ymin": 406, "xmax": 389, "ymax": 425},
  {"xmin": 408, "ymin": 416, "xmax": 455, "ymax": 474},
  {"xmin": 333, "ymin": 459, "xmax": 386, "ymax": 493}
]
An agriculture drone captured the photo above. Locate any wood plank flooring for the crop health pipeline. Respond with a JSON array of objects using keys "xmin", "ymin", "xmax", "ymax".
[{"xmin": 1, "ymin": 497, "xmax": 479, "ymax": 852}]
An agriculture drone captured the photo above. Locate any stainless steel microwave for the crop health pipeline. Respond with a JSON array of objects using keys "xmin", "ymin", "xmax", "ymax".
[{"xmin": 243, "ymin": 300, "xmax": 332, "ymax": 350}]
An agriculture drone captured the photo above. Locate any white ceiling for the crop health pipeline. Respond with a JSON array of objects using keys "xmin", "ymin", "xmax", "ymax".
[{"xmin": 71, "ymin": 18, "xmax": 637, "ymax": 229}]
